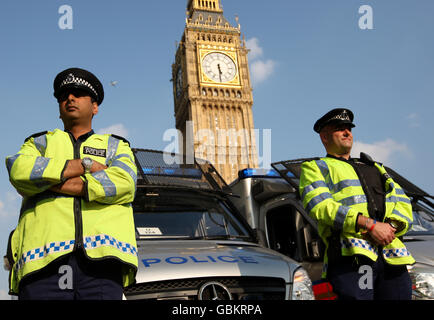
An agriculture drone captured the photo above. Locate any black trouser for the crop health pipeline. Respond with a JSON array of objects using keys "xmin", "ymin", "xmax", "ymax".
[
  {"xmin": 19, "ymin": 251, "xmax": 123, "ymax": 300},
  {"xmin": 327, "ymin": 254, "xmax": 412, "ymax": 300}
]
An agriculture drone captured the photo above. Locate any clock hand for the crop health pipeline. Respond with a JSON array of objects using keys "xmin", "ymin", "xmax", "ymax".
[{"xmin": 217, "ymin": 64, "xmax": 222, "ymax": 82}]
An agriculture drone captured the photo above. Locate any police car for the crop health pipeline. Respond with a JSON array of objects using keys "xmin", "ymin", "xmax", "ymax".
[
  {"xmin": 229, "ymin": 158, "xmax": 434, "ymax": 300},
  {"xmin": 122, "ymin": 149, "xmax": 314, "ymax": 300}
]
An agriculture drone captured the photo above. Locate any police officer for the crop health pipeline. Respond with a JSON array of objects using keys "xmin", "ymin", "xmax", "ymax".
[
  {"xmin": 5, "ymin": 68, "xmax": 138, "ymax": 299},
  {"xmin": 299, "ymin": 108, "xmax": 415, "ymax": 300}
]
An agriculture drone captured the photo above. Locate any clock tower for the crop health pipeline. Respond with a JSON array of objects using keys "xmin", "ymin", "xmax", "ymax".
[{"xmin": 172, "ymin": 0, "xmax": 258, "ymax": 183}]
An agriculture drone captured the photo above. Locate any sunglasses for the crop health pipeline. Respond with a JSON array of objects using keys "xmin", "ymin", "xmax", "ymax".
[{"xmin": 57, "ymin": 88, "xmax": 92, "ymax": 102}]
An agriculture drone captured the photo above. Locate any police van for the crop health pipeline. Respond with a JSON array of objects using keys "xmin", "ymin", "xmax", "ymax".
[
  {"xmin": 229, "ymin": 157, "xmax": 434, "ymax": 300},
  {"xmin": 122, "ymin": 149, "xmax": 315, "ymax": 300}
]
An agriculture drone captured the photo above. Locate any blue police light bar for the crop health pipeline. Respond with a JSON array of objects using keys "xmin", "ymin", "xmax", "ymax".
[
  {"xmin": 238, "ymin": 168, "xmax": 295, "ymax": 179},
  {"xmin": 141, "ymin": 166, "xmax": 203, "ymax": 179}
]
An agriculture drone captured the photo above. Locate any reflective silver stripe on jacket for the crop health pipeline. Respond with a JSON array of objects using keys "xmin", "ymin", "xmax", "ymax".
[
  {"xmin": 302, "ymin": 179, "xmax": 363, "ymax": 201},
  {"xmin": 33, "ymin": 134, "xmax": 47, "ymax": 155},
  {"xmin": 395, "ymin": 187, "xmax": 407, "ymax": 195},
  {"xmin": 111, "ymin": 159, "xmax": 137, "ymax": 188},
  {"xmin": 306, "ymin": 192, "xmax": 333, "ymax": 212},
  {"xmin": 330, "ymin": 179, "xmax": 361, "ymax": 193},
  {"xmin": 334, "ymin": 206, "xmax": 350, "ymax": 230},
  {"xmin": 30, "ymin": 157, "xmax": 51, "ymax": 188},
  {"xmin": 386, "ymin": 195, "xmax": 411, "ymax": 204},
  {"xmin": 106, "ymin": 136, "xmax": 120, "ymax": 166},
  {"xmin": 337, "ymin": 194, "xmax": 368, "ymax": 207},
  {"xmin": 301, "ymin": 180, "xmax": 328, "ymax": 200},
  {"xmin": 315, "ymin": 160, "xmax": 333, "ymax": 190},
  {"xmin": 6, "ymin": 154, "xmax": 20, "ymax": 174},
  {"xmin": 92, "ymin": 171, "xmax": 117, "ymax": 197}
]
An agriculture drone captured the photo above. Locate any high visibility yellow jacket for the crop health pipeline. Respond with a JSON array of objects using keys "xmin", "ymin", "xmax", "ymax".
[
  {"xmin": 5, "ymin": 129, "xmax": 138, "ymax": 294},
  {"xmin": 299, "ymin": 157, "xmax": 415, "ymax": 278}
]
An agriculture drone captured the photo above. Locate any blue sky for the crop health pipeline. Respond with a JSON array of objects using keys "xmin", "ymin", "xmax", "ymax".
[{"xmin": 0, "ymin": 0, "xmax": 433, "ymax": 298}]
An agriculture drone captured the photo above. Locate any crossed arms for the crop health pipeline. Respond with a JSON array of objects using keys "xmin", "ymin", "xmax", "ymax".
[
  {"xmin": 6, "ymin": 135, "xmax": 137, "ymax": 204},
  {"xmin": 50, "ymin": 159, "xmax": 107, "ymax": 197}
]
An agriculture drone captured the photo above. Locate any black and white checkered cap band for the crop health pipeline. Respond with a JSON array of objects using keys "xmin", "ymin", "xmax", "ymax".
[{"xmin": 60, "ymin": 73, "xmax": 98, "ymax": 98}]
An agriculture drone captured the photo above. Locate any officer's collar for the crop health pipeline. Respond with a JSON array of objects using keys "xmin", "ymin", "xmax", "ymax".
[
  {"xmin": 64, "ymin": 129, "xmax": 95, "ymax": 142},
  {"xmin": 326, "ymin": 154, "xmax": 353, "ymax": 162}
]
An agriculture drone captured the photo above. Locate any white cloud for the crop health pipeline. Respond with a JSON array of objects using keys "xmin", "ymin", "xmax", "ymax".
[
  {"xmin": 250, "ymin": 60, "xmax": 276, "ymax": 85},
  {"xmin": 96, "ymin": 123, "xmax": 129, "ymax": 138},
  {"xmin": 246, "ymin": 37, "xmax": 263, "ymax": 60},
  {"xmin": 351, "ymin": 139, "xmax": 411, "ymax": 165},
  {"xmin": 246, "ymin": 37, "xmax": 276, "ymax": 85}
]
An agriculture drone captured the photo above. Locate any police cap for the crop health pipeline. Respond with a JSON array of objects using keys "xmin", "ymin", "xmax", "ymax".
[
  {"xmin": 53, "ymin": 67, "xmax": 104, "ymax": 105},
  {"xmin": 313, "ymin": 108, "xmax": 355, "ymax": 133}
]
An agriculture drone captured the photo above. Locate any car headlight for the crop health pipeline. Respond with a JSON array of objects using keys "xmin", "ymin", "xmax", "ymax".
[
  {"xmin": 292, "ymin": 268, "xmax": 315, "ymax": 300},
  {"xmin": 408, "ymin": 265, "xmax": 434, "ymax": 300}
]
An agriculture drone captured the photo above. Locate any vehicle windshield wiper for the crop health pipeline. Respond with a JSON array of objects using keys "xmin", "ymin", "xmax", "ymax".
[
  {"xmin": 137, "ymin": 235, "xmax": 250, "ymax": 240},
  {"xmin": 187, "ymin": 235, "xmax": 252, "ymax": 241}
]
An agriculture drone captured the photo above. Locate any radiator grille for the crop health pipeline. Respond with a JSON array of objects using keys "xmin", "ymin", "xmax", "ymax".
[{"xmin": 124, "ymin": 276, "xmax": 286, "ymax": 300}]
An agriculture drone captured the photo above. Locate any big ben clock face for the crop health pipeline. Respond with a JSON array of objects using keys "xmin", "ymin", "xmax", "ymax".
[{"xmin": 202, "ymin": 52, "xmax": 237, "ymax": 83}]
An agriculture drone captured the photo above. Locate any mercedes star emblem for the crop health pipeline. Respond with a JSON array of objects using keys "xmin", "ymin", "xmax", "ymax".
[{"xmin": 198, "ymin": 281, "xmax": 233, "ymax": 300}]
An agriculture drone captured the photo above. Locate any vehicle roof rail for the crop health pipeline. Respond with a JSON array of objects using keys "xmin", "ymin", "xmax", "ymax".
[{"xmin": 132, "ymin": 148, "xmax": 230, "ymax": 194}]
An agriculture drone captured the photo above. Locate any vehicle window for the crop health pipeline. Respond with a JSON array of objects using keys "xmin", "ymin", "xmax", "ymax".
[
  {"xmin": 266, "ymin": 205, "xmax": 299, "ymax": 259},
  {"xmin": 407, "ymin": 207, "xmax": 434, "ymax": 235},
  {"xmin": 134, "ymin": 204, "xmax": 249, "ymax": 240}
]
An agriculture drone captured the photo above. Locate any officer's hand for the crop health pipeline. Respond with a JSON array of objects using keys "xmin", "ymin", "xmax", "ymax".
[
  {"xmin": 90, "ymin": 160, "xmax": 108, "ymax": 173},
  {"xmin": 368, "ymin": 222, "xmax": 396, "ymax": 246},
  {"xmin": 3, "ymin": 256, "xmax": 11, "ymax": 271},
  {"xmin": 63, "ymin": 159, "xmax": 107, "ymax": 179}
]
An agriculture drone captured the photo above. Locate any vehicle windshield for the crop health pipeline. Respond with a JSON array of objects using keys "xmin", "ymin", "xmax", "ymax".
[
  {"xmin": 406, "ymin": 202, "xmax": 434, "ymax": 236},
  {"xmin": 133, "ymin": 192, "xmax": 251, "ymax": 240}
]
